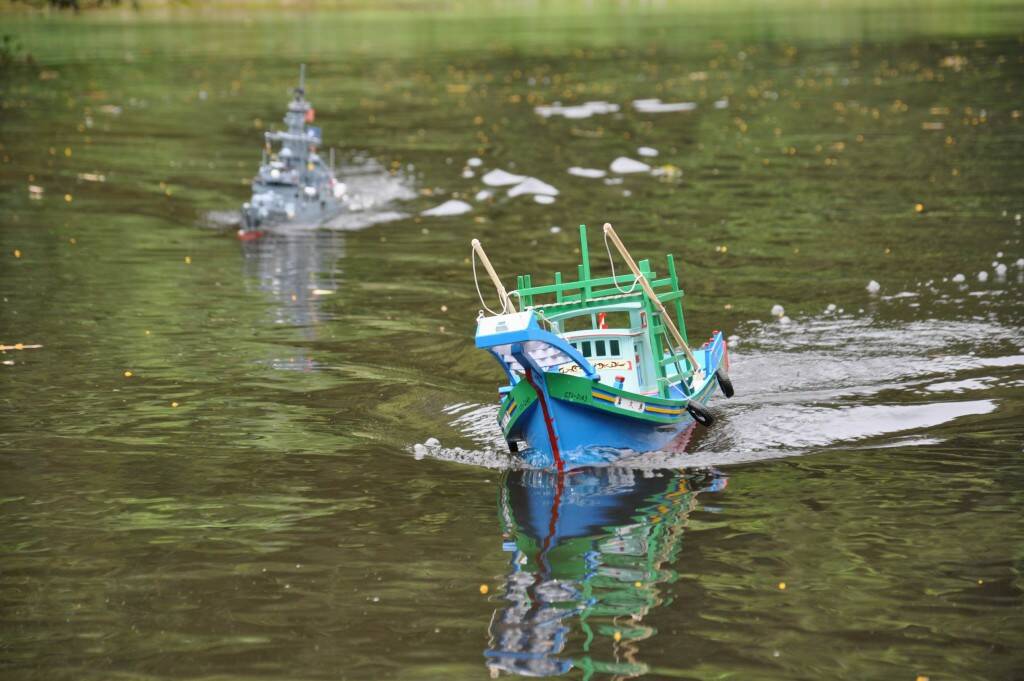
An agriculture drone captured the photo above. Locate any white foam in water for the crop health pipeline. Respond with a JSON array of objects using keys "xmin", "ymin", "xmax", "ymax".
[
  {"xmin": 610, "ymin": 157, "xmax": 651, "ymax": 174},
  {"xmin": 714, "ymin": 97, "xmax": 729, "ymax": 109},
  {"xmin": 866, "ymin": 280, "xmax": 881, "ymax": 293},
  {"xmin": 507, "ymin": 177, "xmax": 559, "ymax": 198},
  {"xmin": 568, "ymin": 166, "xmax": 607, "ymax": 179},
  {"xmin": 995, "ymin": 263, "xmax": 1008, "ymax": 277},
  {"xmin": 421, "ymin": 199, "xmax": 472, "ymax": 217},
  {"xmin": 771, "ymin": 304, "xmax": 785, "ymax": 317},
  {"xmin": 474, "ymin": 189, "xmax": 493, "ymax": 202},
  {"xmin": 1017, "ymin": 258, "xmax": 1024, "ymax": 268},
  {"xmin": 978, "ymin": 271, "xmax": 989, "ymax": 282},
  {"xmin": 467, "ymin": 157, "xmax": 483, "ymax": 168},
  {"xmin": 482, "ymin": 169, "xmax": 527, "ymax": 187},
  {"xmin": 534, "ymin": 195, "xmax": 556, "ymax": 205},
  {"xmin": 317, "ymin": 157, "xmax": 417, "ymax": 231},
  {"xmin": 533, "ymin": 100, "xmax": 620, "ymax": 119},
  {"xmin": 637, "ymin": 146, "xmax": 659, "ymax": 157},
  {"xmin": 633, "ymin": 98, "xmax": 697, "ymax": 113}
]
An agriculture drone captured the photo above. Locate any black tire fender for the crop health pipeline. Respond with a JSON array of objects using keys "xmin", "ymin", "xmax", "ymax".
[
  {"xmin": 716, "ymin": 368, "xmax": 735, "ymax": 398},
  {"xmin": 686, "ymin": 401, "xmax": 715, "ymax": 428}
]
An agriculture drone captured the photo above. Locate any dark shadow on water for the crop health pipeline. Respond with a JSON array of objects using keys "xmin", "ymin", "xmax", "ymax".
[{"xmin": 487, "ymin": 466, "xmax": 727, "ymax": 678}]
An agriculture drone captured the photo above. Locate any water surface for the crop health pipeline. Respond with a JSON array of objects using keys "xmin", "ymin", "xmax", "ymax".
[{"xmin": 1, "ymin": 5, "xmax": 1023, "ymax": 680}]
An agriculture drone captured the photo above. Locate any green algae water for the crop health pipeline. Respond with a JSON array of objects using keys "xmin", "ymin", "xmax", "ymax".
[{"xmin": 1, "ymin": 4, "xmax": 1023, "ymax": 679}]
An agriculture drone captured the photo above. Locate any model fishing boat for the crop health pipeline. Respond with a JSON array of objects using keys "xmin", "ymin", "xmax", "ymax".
[
  {"xmin": 239, "ymin": 65, "xmax": 347, "ymax": 236},
  {"xmin": 472, "ymin": 223, "xmax": 734, "ymax": 469}
]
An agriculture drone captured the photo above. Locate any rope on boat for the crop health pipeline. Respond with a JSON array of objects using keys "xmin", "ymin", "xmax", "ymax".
[
  {"xmin": 603, "ymin": 223, "xmax": 705, "ymax": 383},
  {"xmin": 471, "ymin": 240, "xmax": 516, "ymax": 316},
  {"xmin": 604, "ymin": 229, "xmax": 642, "ymax": 295}
]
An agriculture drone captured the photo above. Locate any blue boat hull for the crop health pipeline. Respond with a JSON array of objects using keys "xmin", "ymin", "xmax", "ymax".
[{"xmin": 511, "ymin": 371, "xmax": 721, "ymax": 468}]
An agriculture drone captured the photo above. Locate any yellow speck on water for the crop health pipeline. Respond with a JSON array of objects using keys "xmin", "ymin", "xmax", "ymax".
[
  {"xmin": 634, "ymin": 581, "xmax": 642, "ymax": 588},
  {"xmin": 793, "ymin": 248, "xmax": 800, "ymax": 254},
  {"xmin": 778, "ymin": 582, "xmax": 787, "ymax": 590},
  {"xmin": 479, "ymin": 584, "xmax": 489, "ymax": 594},
  {"xmin": 64, "ymin": 194, "xmax": 72, "ymax": 203},
  {"xmin": 977, "ymin": 579, "xmax": 984, "ymax": 585},
  {"xmin": 64, "ymin": 147, "xmax": 72, "ymax": 157},
  {"xmin": 613, "ymin": 631, "xmax": 622, "ymax": 642},
  {"xmin": 916, "ymin": 676, "xmax": 930, "ymax": 681},
  {"xmin": 724, "ymin": 303, "xmax": 733, "ymax": 310},
  {"xmin": 123, "ymin": 370, "xmax": 133, "ymax": 378},
  {"xmin": 69, "ymin": 238, "xmax": 76, "ymax": 245},
  {"xmin": 171, "ymin": 401, "xmax": 179, "ymax": 408},
  {"xmin": 291, "ymin": 294, "xmax": 298, "ymax": 302},
  {"xmin": 440, "ymin": 305, "xmax": 448, "ymax": 312},
  {"xmin": 915, "ymin": 203, "xmax": 925, "ymax": 213},
  {"xmin": 14, "ymin": 343, "xmax": 24, "ymax": 350},
  {"xmin": 184, "ymin": 256, "xmax": 192, "ymax": 265},
  {"xmin": 13, "ymin": 249, "xmax": 21, "ymax": 258},
  {"xmin": 144, "ymin": 330, "xmax": 151, "ymax": 336}
]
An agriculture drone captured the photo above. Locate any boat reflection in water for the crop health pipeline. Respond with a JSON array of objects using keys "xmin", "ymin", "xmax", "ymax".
[
  {"xmin": 241, "ymin": 230, "xmax": 344, "ymax": 370},
  {"xmin": 487, "ymin": 462, "xmax": 727, "ymax": 678}
]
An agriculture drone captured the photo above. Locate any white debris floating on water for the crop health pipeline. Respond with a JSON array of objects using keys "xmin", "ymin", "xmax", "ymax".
[
  {"xmin": 771, "ymin": 304, "xmax": 785, "ymax": 317},
  {"xmin": 534, "ymin": 101, "xmax": 620, "ymax": 119},
  {"xmin": 714, "ymin": 97, "xmax": 729, "ymax": 109},
  {"xmin": 952, "ymin": 273, "xmax": 966, "ymax": 283},
  {"xmin": 534, "ymin": 195, "xmax": 556, "ymax": 205},
  {"xmin": 825, "ymin": 303, "xmax": 837, "ymax": 313},
  {"xmin": 467, "ymin": 157, "xmax": 483, "ymax": 168},
  {"xmin": 866, "ymin": 280, "xmax": 881, "ymax": 294},
  {"xmin": 507, "ymin": 177, "xmax": 559, "ymax": 198},
  {"xmin": 1017, "ymin": 258, "xmax": 1024, "ymax": 268},
  {"xmin": 633, "ymin": 98, "xmax": 697, "ymax": 113},
  {"xmin": 995, "ymin": 263, "xmax": 1008, "ymax": 277},
  {"xmin": 482, "ymin": 169, "xmax": 527, "ymax": 187},
  {"xmin": 474, "ymin": 189, "xmax": 493, "ymax": 202},
  {"xmin": 637, "ymin": 146, "xmax": 659, "ymax": 157},
  {"xmin": 610, "ymin": 157, "xmax": 651, "ymax": 174},
  {"xmin": 421, "ymin": 199, "xmax": 472, "ymax": 217},
  {"xmin": 568, "ymin": 166, "xmax": 607, "ymax": 179},
  {"xmin": 461, "ymin": 168, "xmax": 474, "ymax": 178},
  {"xmin": 977, "ymin": 271, "xmax": 989, "ymax": 282}
]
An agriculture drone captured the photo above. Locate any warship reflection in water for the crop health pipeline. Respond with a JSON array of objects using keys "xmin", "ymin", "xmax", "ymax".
[
  {"xmin": 487, "ymin": 461, "xmax": 727, "ymax": 678},
  {"xmin": 241, "ymin": 230, "xmax": 344, "ymax": 371},
  {"xmin": 241, "ymin": 65, "xmax": 347, "ymax": 234}
]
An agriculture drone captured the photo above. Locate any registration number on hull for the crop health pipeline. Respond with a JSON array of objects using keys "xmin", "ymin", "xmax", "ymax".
[{"xmin": 614, "ymin": 396, "xmax": 645, "ymax": 413}]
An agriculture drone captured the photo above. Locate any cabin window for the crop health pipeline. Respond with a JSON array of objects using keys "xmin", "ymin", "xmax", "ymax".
[
  {"xmin": 609, "ymin": 339, "xmax": 620, "ymax": 356},
  {"xmin": 581, "ymin": 341, "xmax": 592, "ymax": 357},
  {"xmin": 595, "ymin": 340, "xmax": 606, "ymax": 357}
]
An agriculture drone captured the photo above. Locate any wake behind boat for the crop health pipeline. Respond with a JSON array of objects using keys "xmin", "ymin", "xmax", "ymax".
[
  {"xmin": 240, "ymin": 65, "xmax": 347, "ymax": 236},
  {"xmin": 472, "ymin": 223, "xmax": 735, "ymax": 469}
]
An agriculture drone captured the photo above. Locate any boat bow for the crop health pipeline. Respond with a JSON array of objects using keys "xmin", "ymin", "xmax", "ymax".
[{"xmin": 476, "ymin": 311, "xmax": 598, "ymax": 382}]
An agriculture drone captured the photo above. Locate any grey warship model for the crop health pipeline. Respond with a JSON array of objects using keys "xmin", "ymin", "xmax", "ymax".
[{"xmin": 240, "ymin": 65, "xmax": 347, "ymax": 236}]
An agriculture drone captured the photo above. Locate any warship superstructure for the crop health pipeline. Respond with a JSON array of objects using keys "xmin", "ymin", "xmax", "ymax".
[{"xmin": 241, "ymin": 65, "xmax": 346, "ymax": 234}]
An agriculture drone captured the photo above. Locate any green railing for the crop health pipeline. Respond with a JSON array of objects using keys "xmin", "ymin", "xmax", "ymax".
[{"xmin": 512, "ymin": 225, "xmax": 693, "ymax": 398}]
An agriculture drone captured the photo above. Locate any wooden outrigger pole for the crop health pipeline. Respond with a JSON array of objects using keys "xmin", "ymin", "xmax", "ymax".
[
  {"xmin": 603, "ymin": 223, "xmax": 704, "ymax": 382},
  {"xmin": 471, "ymin": 239, "xmax": 517, "ymax": 313}
]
